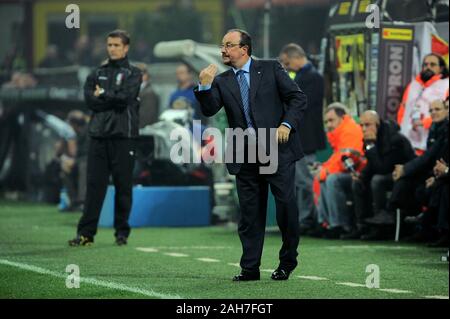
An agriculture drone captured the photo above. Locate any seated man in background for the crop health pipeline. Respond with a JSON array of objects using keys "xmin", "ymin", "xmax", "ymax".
[
  {"xmin": 347, "ymin": 111, "xmax": 415, "ymax": 240},
  {"xmin": 312, "ymin": 103, "xmax": 364, "ymax": 239},
  {"xmin": 399, "ymin": 98, "xmax": 449, "ymax": 246},
  {"xmin": 369, "ymin": 99, "xmax": 448, "ymax": 236}
]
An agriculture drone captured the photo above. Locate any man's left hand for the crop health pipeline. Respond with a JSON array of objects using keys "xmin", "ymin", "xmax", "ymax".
[
  {"xmin": 393, "ymin": 164, "xmax": 405, "ymax": 181},
  {"xmin": 277, "ymin": 125, "xmax": 291, "ymax": 144}
]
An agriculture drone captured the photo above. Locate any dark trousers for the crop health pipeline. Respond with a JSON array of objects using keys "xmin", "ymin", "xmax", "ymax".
[
  {"xmin": 388, "ymin": 176, "xmax": 422, "ymax": 212},
  {"xmin": 437, "ymin": 183, "xmax": 448, "ymax": 231},
  {"xmin": 235, "ymin": 160, "xmax": 299, "ymax": 273},
  {"xmin": 352, "ymin": 174, "xmax": 393, "ymax": 226},
  {"xmin": 77, "ymin": 138, "xmax": 135, "ymax": 238}
]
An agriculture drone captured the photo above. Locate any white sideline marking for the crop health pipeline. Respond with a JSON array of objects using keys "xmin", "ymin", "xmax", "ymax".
[
  {"xmin": 139, "ymin": 246, "xmax": 232, "ymax": 250},
  {"xmin": 379, "ymin": 288, "xmax": 412, "ymax": 294},
  {"xmin": 196, "ymin": 258, "xmax": 220, "ymax": 263},
  {"xmin": 326, "ymin": 245, "xmax": 417, "ymax": 250},
  {"xmin": 424, "ymin": 295, "xmax": 449, "ymax": 299},
  {"xmin": 297, "ymin": 275, "xmax": 329, "ymax": 281},
  {"xmin": 261, "ymin": 269, "xmax": 275, "ymax": 273},
  {"xmin": 163, "ymin": 253, "xmax": 189, "ymax": 257},
  {"xmin": 136, "ymin": 245, "xmax": 434, "ymax": 298},
  {"xmin": 0, "ymin": 259, "xmax": 181, "ymax": 299},
  {"xmin": 136, "ymin": 247, "xmax": 159, "ymax": 253},
  {"xmin": 336, "ymin": 282, "xmax": 366, "ymax": 287}
]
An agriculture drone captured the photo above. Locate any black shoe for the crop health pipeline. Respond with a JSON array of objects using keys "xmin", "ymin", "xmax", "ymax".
[
  {"xmin": 232, "ymin": 270, "xmax": 260, "ymax": 282},
  {"xmin": 323, "ymin": 226, "xmax": 347, "ymax": 239},
  {"xmin": 299, "ymin": 224, "xmax": 313, "ymax": 235},
  {"xmin": 428, "ymin": 234, "xmax": 449, "ymax": 248},
  {"xmin": 271, "ymin": 268, "xmax": 292, "ymax": 281},
  {"xmin": 340, "ymin": 228, "xmax": 365, "ymax": 240},
  {"xmin": 68, "ymin": 235, "xmax": 94, "ymax": 246},
  {"xmin": 365, "ymin": 210, "xmax": 395, "ymax": 225},
  {"xmin": 404, "ymin": 231, "xmax": 436, "ymax": 243},
  {"xmin": 115, "ymin": 236, "xmax": 128, "ymax": 246},
  {"xmin": 360, "ymin": 228, "xmax": 386, "ymax": 241},
  {"xmin": 306, "ymin": 225, "xmax": 327, "ymax": 238}
]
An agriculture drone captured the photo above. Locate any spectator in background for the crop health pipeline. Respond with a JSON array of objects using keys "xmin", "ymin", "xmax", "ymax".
[
  {"xmin": 136, "ymin": 63, "xmax": 160, "ymax": 128},
  {"xmin": 52, "ymin": 112, "xmax": 77, "ymax": 210},
  {"xmin": 133, "ymin": 39, "xmax": 152, "ymax": 63},
  {"xmin": 397, "ymin": 53, "xmax": 449, "ymax": 154},
  {"xmin": 311, "ymin": 104, "xmax": 364, "ymax": 239},
  {"xmin": 38, "ymin": 44, "xmax": 69, "ymax": 68},
  {"xmin": 429, "ymin": 143, "xmax": 449, "ymax": 247},
  {"xmin": 71, "ymin": 35, "xmax": 93, "ymax": 66},
  {"xmin": 279, "ymin": 43, "xmax": 326, "ymax": 233},
  {"xmin": 1, "ymin": 45, "xmax": 26, "ymax": 72},
  {"xmin": 69, "ymin": 110, "xmax": 90, "ymax": 210},
  {"xmin": 380, "ymin": 98, "xmax": 448, "ymax": 244},
  {"xmin": 169, "ymin": 63, "xmax": 205, "ymax": 124},
  {"xmin": 2, "ymin": 71, "xmax": 37, "ymax": 89},
  {"xmin": 59, "ymin": 110, "xmax": 89, "ymax": 211},
  {"xmin": 347, "ymin": 111, "xmax": 415, "ymax": 240},
  {"xmin": 91, "ymin": 36, "xmax": 108, "ymax": 66},
  {"xmin": 368, "ymin": 99, "xmax": 449, "ymax": 232}
]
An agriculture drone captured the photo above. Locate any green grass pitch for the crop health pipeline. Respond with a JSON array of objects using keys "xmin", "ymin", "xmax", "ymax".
[{"xmin": 0, "ymin": 200, "xmax": 448, "ymax": 299}]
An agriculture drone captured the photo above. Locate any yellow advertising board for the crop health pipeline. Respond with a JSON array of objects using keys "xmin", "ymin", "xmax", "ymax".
[
  {"xmin": 335, "ymin": 34, "xmax": 365, "ymax": 73},
  {"xmin": 382, "ymin": 28, "xmax": 414, "ymax": 41}
]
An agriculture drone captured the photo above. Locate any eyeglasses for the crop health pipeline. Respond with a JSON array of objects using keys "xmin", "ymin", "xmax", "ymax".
[
  {"xmin": 423, "ymin": 62, "xmax": 438, "ymax": 68},
  {"xmin": 219, "ymin": 43, "xmax": 241, "ymax": 50}
]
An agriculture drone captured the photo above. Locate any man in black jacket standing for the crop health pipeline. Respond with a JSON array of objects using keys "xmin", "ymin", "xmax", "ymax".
[
  {"xmin": 347, "ymin": 111, "xmax": 415, "ymax": 239},
  {"xmin": 279, "ymin": 44, "xmax": 326, "ymax": 231},
  {"xmin": 69, "ymin": 30, "xmax": 142, "ymax": 246},
  {"xmin": 195, "ymin": 29, "xmax": 306, "ymax": 281}
]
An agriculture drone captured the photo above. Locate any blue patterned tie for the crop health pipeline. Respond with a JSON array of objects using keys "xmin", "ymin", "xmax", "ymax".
[{"xmin": 236, "ymin": 70, "xmax": 254, "ymax": 129}]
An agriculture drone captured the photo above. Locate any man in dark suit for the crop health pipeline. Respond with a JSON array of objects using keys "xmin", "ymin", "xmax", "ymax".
[
  {"xmin": 194, "ymin": 29, "xmax": 307, "ymax": 281},
  {"xmin": 280, "ymin": 44, "xmax": 326, "ymax": 232}
]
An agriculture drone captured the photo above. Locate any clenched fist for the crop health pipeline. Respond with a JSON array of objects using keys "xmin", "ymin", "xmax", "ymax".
[{"xmin": 199, "ymin": 64, "xmax": 218, "ymax": 86}]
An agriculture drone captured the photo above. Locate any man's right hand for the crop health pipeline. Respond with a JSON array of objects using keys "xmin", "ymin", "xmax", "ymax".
[
  {"xmin": 94, "ymin": 85, "xmax": 101, "ymax": 97},
  {"xmin": 199, "ymin": 64, "xmax": 218, "ymax": 86},
  {"xmin": 351, "ymin": 172, "xmax": 360, "ymax": 182}
]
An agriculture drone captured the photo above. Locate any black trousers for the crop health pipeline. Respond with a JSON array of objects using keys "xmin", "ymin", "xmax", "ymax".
[
  {"xmin": 235, "ymin": 160, "xmax": 299, "ymax": 273},
  {"xmin": 388, "ymin": 176, "xmax": 422, "ymax": 212},
  {"xmin": 352, "ymin": 174, "xmax": 393, "ymax": 226},
  {"xmin": 77, "ymin": 138, "xmax": 135, "ymax": 238}
]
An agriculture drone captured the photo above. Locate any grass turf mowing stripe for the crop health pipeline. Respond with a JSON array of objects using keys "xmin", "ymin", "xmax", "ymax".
[
  {"xmin": 163, "ymin": 253, "xmax": 189, "ymax": 257},
  {"xmin": 196, "ymin": 258, "xmax": 220, "ymax": 263},
  {"xmin": 136, "ymin": 247, "xmax": 159, "ymax": 253},
  {"xmin": 0, "ymin": 259, "xmax": 182, "ymax": 299},
  {"xmin": 336, "ymin": 282, "xmax": 366, "ymax": 288}
]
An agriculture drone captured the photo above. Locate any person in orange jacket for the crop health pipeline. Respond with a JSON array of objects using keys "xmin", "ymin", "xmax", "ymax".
[
  {"xmin": 311, "ymin": 103, "xmax": 364, "ymax": 239},
  {"xmin": 397, "ymin": 53, "xmax": 449, "ymax": 155}
]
